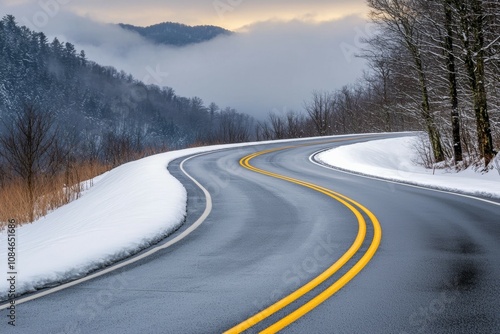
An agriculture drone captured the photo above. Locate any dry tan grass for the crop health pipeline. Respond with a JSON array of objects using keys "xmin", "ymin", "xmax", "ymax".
[
  {"xmin": 0, "ymin": 146, "xmax": 171, "ymax": 229},
  {"xmin": 0, "ymin": 160, "xmax": 111, "ymax": 228},
  {"xmin": 0, "ymin": 179, "xmax": 32, "ymax": 225}
]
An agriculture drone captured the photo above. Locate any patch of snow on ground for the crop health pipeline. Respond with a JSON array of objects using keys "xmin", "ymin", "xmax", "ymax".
[
  {"xmin": 0, "ymin": 152, "xmax": 189, "ymax": 299},
  {"xmin": 316, "ymin": 136, "xmax": 500, "ymax": 199}
]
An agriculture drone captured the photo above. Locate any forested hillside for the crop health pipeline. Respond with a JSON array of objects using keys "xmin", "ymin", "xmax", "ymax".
[
  {"xmin": 118, "ymin": 21, "xmax": 232, "ymax": 46},
  {"xmin": 0, "ymin": 15, "xmax": 251, "ymax": 152}
]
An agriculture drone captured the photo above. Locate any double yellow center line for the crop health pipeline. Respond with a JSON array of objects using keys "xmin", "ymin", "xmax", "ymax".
[{"xmin": 224, "ymin": 146, "xmax": 382, "ymax": 333}]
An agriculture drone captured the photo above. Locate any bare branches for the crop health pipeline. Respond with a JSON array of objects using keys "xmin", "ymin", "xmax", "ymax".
[
  {"xmin": 364, "ymin": 0, "xmax": 499, "ymax": 167},
  {"xmin": 304, "ymin": 91, "xmax": 336, "ymax": 136},
  {"xmin": 0, "ymin": 104, "xmax": 62, "ymax": 222}
]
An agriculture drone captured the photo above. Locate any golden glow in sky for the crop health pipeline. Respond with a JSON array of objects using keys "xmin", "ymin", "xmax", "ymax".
[{"xmin": 65, "ymin": 1, "xmax": 367, "ymax": 30}]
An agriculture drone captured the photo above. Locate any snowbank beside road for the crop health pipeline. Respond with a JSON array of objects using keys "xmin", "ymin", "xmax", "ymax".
[
  {"xmin": 0, "ymin": 151, "xmax": 188, "ymax": 300},
  {"xmin": 316, "ymin": 136, "xmax": 500, "ymax": 199}
]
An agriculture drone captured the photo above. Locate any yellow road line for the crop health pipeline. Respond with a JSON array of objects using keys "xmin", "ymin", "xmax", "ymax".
[
  {"xmin": 261, "ymin": 197, "xmax": 382, "ymax": 333},
  {"xmin": 223, "ymin": 150, "xmax": 366, "ymax": 333},
  {"xmin": 224, "ymin": 145, "xmax": 382, "ymax": 333}
]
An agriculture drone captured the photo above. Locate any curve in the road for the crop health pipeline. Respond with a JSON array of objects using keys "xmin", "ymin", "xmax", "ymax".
[
  {"xmin": 2, "ymin": 135, "xmax": 497, "ymax": 333},
  {"xmin": 225, "ymin": 145, "xmax": 382, "ymax": 333}
]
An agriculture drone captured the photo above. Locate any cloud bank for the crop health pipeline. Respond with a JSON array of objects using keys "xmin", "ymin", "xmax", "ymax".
[{"xmin": 1, "ymin": 4, "xmax": 370, "ymax": 119}]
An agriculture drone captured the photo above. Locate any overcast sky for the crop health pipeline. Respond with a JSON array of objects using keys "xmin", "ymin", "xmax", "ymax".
[
  {"xmin": 1, "ymin": 0, "xmax": 373, "ymax": 119},
  {"xmin": 2, "ymin": 0, "xmax": 368, "ymax": 29}
]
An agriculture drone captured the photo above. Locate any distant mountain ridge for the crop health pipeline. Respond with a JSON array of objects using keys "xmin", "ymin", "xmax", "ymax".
[{"xmin": 118, "ymin": 21, "xmax": 232, "ymax": 46}]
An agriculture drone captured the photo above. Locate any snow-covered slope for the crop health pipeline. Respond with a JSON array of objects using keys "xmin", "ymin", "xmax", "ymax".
[
  {"xmin": 316, "ymin": 136, "xmax": 500, "ymax": 199},
  {"xmin": 0, "ymin": 151, "xmax": 189, "ymax": 299}
]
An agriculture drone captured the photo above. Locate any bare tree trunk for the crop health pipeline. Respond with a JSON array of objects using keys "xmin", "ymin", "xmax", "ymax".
[
  {"xmin": 471, "ymin": 0, "xmax": 494, "ymax": 165},
  {"xmin": 413, "ymin": 46, "xmax": 445, "ymax": 162},
  {"xmin": 444, "ymin": 0, "xmax": 463, "ymax": 163},
  {"xmin": 454, "ymin": 0, "xmax": 495, "ymax": 165}
]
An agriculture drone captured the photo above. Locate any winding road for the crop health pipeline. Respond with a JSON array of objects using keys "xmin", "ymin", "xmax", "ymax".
[{"xmin": 1, "ymin": 134, "xmax": 499, "ymax": 333}]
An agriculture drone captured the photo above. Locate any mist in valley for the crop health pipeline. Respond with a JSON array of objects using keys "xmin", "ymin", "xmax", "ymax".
[{"xmin": 3, "ymin": 3, "xmax": 369, "ymax": 119}]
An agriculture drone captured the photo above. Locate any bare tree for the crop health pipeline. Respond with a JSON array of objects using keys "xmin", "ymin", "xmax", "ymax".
[
  {"xmin": 102, "ymin": 130, "xmax": 141, "ymax": 167},
  {"xmin": 367, "ymin": 0, "xmax": 445, "ymax": 162},
  {"xmin": 0, "ymin": 104, "xmax": 61, "ymax": 221},
  {"xmin": 412, "ymin": 0, "xmax": 464, "ymax": 164},
  {"xmin": 268, "ymin": 112, "xmax": 287, "ymax": 139},
  {"xmin": 305, "ymin": 91, "xmax": 335, "ymax": 136},
  {"xmin": 452, "ymin": 0, "xmax": 495, "ymax": 165},
  {"xmin": 217, "ymin": 108, "xmax": 252, "ymax": 143},
  {"xmin": 255, "ymin": 121, "xmax": 274, "ymax": 141},
  {"xmin": 364, "ymin": 56, "xmax": 395, "ymax": 132},
  {"xmin": 442, "ymin": 0, "xmax": 463, "ymax": 163},
  {"xmin": 285, "ymin": 111, "xmax": 304, "ymax": 138}
]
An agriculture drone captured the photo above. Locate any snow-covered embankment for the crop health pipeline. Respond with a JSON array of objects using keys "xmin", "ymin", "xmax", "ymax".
[{"xmin": 316, "ymin": 136, "xmax": 500, "ymax": 199}]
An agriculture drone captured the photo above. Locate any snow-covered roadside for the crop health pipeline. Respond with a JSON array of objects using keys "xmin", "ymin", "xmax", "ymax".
[
  {"xmin": 0, "ymin": 134, "xmax": 368, "ymax": 300},
  {"xmin": 6, "ymin": 133, "xmax": 495, "ymax": 300},
  {"xmin": 316, "ymin": 136, "xmax": 500, "ymax": 199},
  {"xmin": 0, "ymin": 150, "xmax": 188, "ymax": 300}
]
